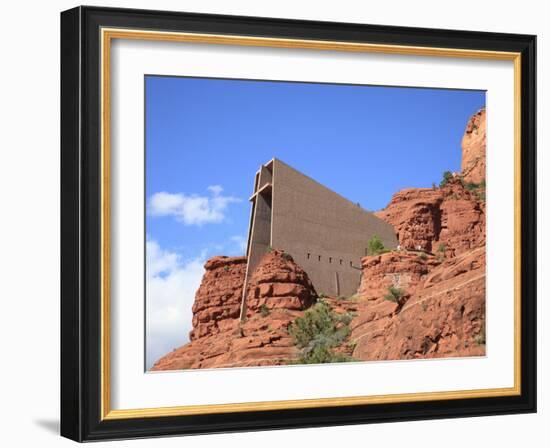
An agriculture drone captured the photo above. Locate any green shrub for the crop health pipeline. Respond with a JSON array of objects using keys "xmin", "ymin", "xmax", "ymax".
[
  {"xmin": 384, "ymin": 286, "xmax": 404, "ymax": 303},
  {"xmin": 259, "ymin": 303, "xmax": 270, "ymax": 317},
  {"xmin": 437, "ymin": 243, "xmax": 447, "ymax": 253},
  {"xmin": 367, "ymin": 235, "xmax": 386, "ymax": 256},
  {"xmin": 295, "ymin": 345, "xmax": 355, "ymax": 364},
  {"xmin": 418, "ymin": 252, "xmax": 427, "ymax": 260},
  {"xmin": 288, "ymin": 302, "xmax": 355, "ymax": 364},
  {"xmin": 439, "ymin": 171, "xmax": 454, "ymax": 188},
  {"xmin": 464, "ymin": 179, "xmax": 486, "ymax": 202},
  {"xmin": 288, "ymin": 302, "xmax": 350, "ymax": 347}
]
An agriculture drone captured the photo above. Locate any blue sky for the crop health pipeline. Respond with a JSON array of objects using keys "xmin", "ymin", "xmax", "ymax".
[{"xmin": 145, "ymin": 75, "xmax": 485, "ymax": 369}]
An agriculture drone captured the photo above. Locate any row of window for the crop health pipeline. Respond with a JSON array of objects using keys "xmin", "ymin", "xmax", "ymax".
[{"xmin": 306, "ymin": 252, "xmax": 354, "ymax": 267}]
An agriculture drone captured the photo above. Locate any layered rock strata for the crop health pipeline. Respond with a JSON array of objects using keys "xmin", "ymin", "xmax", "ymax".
[
  {"xmin": 374, "ymin": 179, "xmax": 485, "ymax": 256},
  {"xmin": 188, "ymin": 256, "xmax": 246, "ymax": 341},
  {"xmin": 350, "ymin": 247, "xmax": 486, "ymax": 361},
  {"xmin": 151, "ymin": 251, "xmax": 316, "ymax": 370}
]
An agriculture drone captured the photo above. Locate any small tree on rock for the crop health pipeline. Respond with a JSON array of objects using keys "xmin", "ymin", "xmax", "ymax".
[
  {"xmin": 367, "ymin": 235, "xmax": 386, "ymax": 256},
  {"xmin": 439, "ymin": 171, "xmax": 454, "ymax": 188}
]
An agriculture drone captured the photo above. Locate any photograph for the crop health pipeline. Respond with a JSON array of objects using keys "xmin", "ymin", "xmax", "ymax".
[
  {"xmin": 56, "ymin": 4, "xmax": 538, "ymax": 442},
  {"xmin": 145, "ymin": 76, "xmax": 487, "ymax": 371}
]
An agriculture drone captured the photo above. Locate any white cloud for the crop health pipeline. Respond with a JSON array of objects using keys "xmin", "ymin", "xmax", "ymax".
[
  {"xmin": 146, "ymin": 239, "xmax": 206, "ymax": 369},
  {"xmin": 148, "ymin": 185, "xmax": 240, "ymax": 226},
  {"xmin": 206, "ymin": 184, "xmax": 223, "ymax": 196}
]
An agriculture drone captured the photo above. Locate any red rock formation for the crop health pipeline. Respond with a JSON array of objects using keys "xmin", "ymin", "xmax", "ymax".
[
  {"xmin": 152, "ymin": 245, "xmax": 485, "ymax": 369},
  {"xmin": 375, "ymin": 108, "xmax": 486, "ymax": 255},
  {"xmin": 244, "ymin": 250, "xmax": 317, "ymax": 316},
  {"xmin": 351, "ymin": 247, "xmax": 485, "ymax": 360},
  {"xmin": 375, "ymin": 179, "xmax": 484, "ymax": 256},
  {"xmin": 358, "ymin": 251, "xmax": 439, "ymax": 300},
  {"xmin": 461, "ymin": 108, "xmax": 486, "ymax": 184},
  {"xmin": 151, "ymin": 250, "xmax": 316, "ymax": 370},
  {"xmin": 188, "ymin": 256, "xmax": 246, "ymax": 341},
  {"xmin": 374, "ymin": 188, "xmax": 443, "ymax": 252},
  {"xmin": 348, "ymin": 109, "xmax": 487, "ymax": 359},
  {"xmin": 439, "ymin": 182, "xmax": 485, "ymax": 256}
]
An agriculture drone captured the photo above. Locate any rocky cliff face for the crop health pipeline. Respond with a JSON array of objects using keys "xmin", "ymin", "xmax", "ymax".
[
  {"xmin": 151, "ymin": 250, "xmax": 316, "ymax": 370},
  {"xmin": 153, "ymin": 235, "xmax": 485, "ymax": 370},
  {"xmin": 351, "ymin": 247, "xmax": 485, "ymax": 360},
  {"xmin": 188, "ymin": 256, "xmax": 247, "ymax": 341},
  {"xmin": 374, "ymin": 178, "xmax": 485, "ymax": 256},
  {"xmin": 461, "ymin": 108, "xmax": 486, "ymax": 184},
  {"xmin": 357, "ymin": 251, "xmax": 439, "ymax": 300},
  {"xmin": 375, "ymin": 108, "xmax": 486, "ymax": 255},
  {"xmin": 350, "ymin": 105, "xmax": 487, "ymax": 360}
]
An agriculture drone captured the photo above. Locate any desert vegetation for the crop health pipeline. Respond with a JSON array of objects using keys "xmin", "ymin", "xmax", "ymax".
[
  {"xmin": 288, "ymin": 301, "xmax": 356, "ymax": 364},
  {"xmin": 367, "ymin": 235, "xmax": 389, "ymax": 256}
]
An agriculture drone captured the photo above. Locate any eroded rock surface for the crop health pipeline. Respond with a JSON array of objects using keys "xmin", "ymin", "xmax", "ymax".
[
  {"xmin": 189, "ymin": 256, "xmax": 247, "ymax": 341},
  {"xmin": 151, "ymin": 251, "xmax": 316, "ymax": 370},
  {"xmin": 461, "ymin": 108, "xmax": 486, "ymax": 184},
  {"xmin": 244, "ymin": 250, "xmax": 317, "ymax": 316},
  {"xmin": 351, "ymin": 247, "xmax": 486, "ymax": 361},
  {"xmin": 375, "ymin": 179, "xmax": 485, "ymax": 256}
]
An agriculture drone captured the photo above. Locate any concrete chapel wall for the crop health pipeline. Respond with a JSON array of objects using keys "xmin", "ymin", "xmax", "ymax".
[{"xmin": 269, "ymin": 159, "xmax": 397, "ymax": 296}]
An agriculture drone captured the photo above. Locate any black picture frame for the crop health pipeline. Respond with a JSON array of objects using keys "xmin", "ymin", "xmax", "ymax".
[{"xmin": 61, "ymin": 5, "xmax": 536, "ymax": 442}]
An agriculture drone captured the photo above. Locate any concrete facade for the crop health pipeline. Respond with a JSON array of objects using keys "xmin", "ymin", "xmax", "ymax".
[{"xmin": 241, "ymin": 158, "xmax": 397, "ymax": 318}]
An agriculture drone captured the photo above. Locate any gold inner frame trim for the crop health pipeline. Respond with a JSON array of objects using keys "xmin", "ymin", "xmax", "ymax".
[{"xmin": 100, "ymin": 27, "xmax": 522, "ymax": 421}]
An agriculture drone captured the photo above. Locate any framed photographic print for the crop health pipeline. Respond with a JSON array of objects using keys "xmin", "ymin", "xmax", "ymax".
[{"xmin": 60, "ymin": 6, "xmax": 537, "ymax": 442}]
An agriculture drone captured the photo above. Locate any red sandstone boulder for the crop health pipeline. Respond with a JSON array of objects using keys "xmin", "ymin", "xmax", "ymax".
[
  {"xmin": 375, "ymin": 188, "xmax": 443, "ymax": 252},
  {"xmin": 244, "ymin": 250, "xmax": 317, "ymax": 315},
  {"xmin": 375, "ymin": 179, "xmax": 484, "ymax": 256},
  {"xmin": 188, "ymin": 256, "xmax": 247, "ymax": 341}
]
